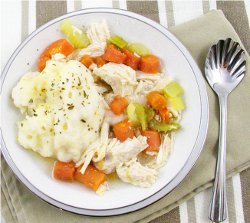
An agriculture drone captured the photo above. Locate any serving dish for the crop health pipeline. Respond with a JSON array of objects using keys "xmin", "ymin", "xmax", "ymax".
[{"xmin": 1, "ymin": 8, "xmax": 209, "ymax": 216}]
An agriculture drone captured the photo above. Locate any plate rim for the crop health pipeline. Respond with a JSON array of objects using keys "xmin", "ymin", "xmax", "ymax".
[{"xmin": 1, "ymin": 7, "xmax": 209, "ymax": 216}]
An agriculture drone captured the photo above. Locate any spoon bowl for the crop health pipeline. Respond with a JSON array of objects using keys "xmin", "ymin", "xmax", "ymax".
[
  {"xmin": 205, "ymin": 38, "xmax": 246, "ymax": 95},
  {"xmin": 205, "ymin": 38, "xmax": 246, "ymax": 222}
]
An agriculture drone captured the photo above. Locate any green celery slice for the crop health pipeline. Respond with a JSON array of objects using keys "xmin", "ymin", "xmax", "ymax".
[
  {"xmin": 169, "ymin": 97, "xmax": 185, "ymax": 111},
  {"xmin": 127, "ymin": 103, "xmax": 140, "ymax": 126},
  {"xmin": 149, "ymin": 119, "xmax": 180, "ymax": 132},
  {"xmin": 146, "ymin": 108, "xmax": 155, "ymax": 122},
  {"xmin": 134, "ymin": 103, "xmax": 147, "ymax": 131},
  {"xmin": 109, "ymin": 35, "xmax": 128, "ymax": 49},
  {"xmin": 163, "ymin": 81, "xmax": 184, "ymax": 98},
  {"xmin": 60, "ymin": 19, "xmax": 90, "ymax": 49},
  {"xmin": 127, "ymin": 43, "xmax": 150, "ymax": 56},
  {"xmin": 127, "ymin": 103, "xmax": 147, "ymax": 130}
]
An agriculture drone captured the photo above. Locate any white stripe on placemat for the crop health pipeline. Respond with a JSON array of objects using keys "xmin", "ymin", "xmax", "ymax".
[
  {"xmin": 194, "ymin": 188, "xmax": 211, "ymax": 223},
  {"xmin": 243, "ymin": 0, "xmax": 250, "ymax": 26},
  {"xmin": 157, "ymin": 0, "xmax": 168, "ymax": 28},
  {"xmin": 67, "ymin": 0, "xmax": 75, "ymax": 12},
  {"xmin": 28, "ymin": 0, "xmax": 36, "ymax": 34},
  {"xmin": 194, "ymin": 187, "xmax": 229, "ymax": 223},
  {"xmin": 1, "ymin": 1, "xmax": 22, "ymax": 68},
  {"xmin": 172, "ymin": 0, "xmax": 203, "ymax": 25},
  {"xmin": 232, "ymin": 174, "xmax": 245, "ymax": 223},
  {"xmin": 209, "ymin": 0, "xmax": 217, "ymax": 10},
  {"xmin": 81, "ymin": 0, "xmax": 113, "ymax": 8},
  {"xmin": 119, "ymin": 0, "xmax": 127, "ymax": 10},
  {"xmin": 179, "ymin": 202, "xmax": 188, "ymax": 223}
]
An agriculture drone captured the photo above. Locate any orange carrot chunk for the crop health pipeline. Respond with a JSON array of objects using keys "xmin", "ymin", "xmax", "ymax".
[
  {"xmin": 113, "ymin": 120, "xmax": 134, "ymax": 142},
  {"xmin": 80, "ymin": 55, "xmax": 94, "ymax": 68},
  {"xmin": 38, "ymin": 39, "xmax": 74, "ymax": 71},
  {"xmin": 159, "ymin": 108, "xmax": 170, "ymax": 123},
  {"xmin": 122, "ymin": 48, "xmax": 141, "ymax": 70},
  {"xmin": 139, "ymin": 55, "xmax": 160, "ymax": 73},
  {"xmin": 103, "ymin": 44, "xmax": 127, "ymax": 64},
  {"xmin": 141, "ymin": 130, "xmax": 161, "ymax": 153},
  {"xmin": 147, "ymin": 91, "xmax": 167, "ymax": 110},
  {"xmin": 94, "ymin": 56, "xmax": 106, "ymax": 67},
  {"xmin": 53, "ymin": 161, "xmax": 76, "ymax": 181},
  {"xmin": 110, "ymin": 96, "xmax": 128, "ymax": 115},
  {"xmin": 74, "ymin": 164, "xmax": 107, "ymax": 191}
]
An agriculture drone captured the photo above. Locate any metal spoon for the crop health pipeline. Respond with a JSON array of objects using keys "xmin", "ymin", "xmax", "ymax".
[{"xmin": 205, "ymin": 38, "xmax": 246, "ymax": 222}]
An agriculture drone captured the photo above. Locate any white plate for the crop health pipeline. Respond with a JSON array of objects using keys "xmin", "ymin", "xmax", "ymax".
[{"xmin": 1, "ymin": 8, "xmax": 209, "ymax": 216}]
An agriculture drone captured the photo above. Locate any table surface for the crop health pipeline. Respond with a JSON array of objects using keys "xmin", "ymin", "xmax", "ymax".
[{"xmin": 1, "ymin": 1, "xmax": 250, "ymax": 223}]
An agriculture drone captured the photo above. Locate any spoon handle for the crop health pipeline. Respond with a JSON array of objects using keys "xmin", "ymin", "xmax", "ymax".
[{"xmin": 209, "ymin": 94, "xmax": 228, "ymax": 222}]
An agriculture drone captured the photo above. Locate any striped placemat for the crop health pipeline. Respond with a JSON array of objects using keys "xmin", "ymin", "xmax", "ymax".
[{"xmin": 1, "ymin": 1, "xmax": 250, "ymax": 223}]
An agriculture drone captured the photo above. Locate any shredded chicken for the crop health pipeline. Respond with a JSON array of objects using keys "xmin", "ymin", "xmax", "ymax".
[
  {"xmin": 95, "ymin": 135, "xmax": 148, "ymax": 174},
  {"xmin": 116, "ymin": 158, "xmax": 157, "ymax": 187},
  {"xmin": 93, "ymin": 63, "xmax": 137, "ymax": 96},
  {"xmin": 67, "ymin": 20, "xmax": 110, "ymax": 60}
]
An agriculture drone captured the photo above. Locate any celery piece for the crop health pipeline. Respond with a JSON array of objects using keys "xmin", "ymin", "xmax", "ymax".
[
  {"xmin": 127, "ymin": 103, "xmax": 140, "ymax": 126},
  {"xmin": 109, "ymin": 35, "xmax": 128, "ymax": 49},
  {"xmin": 169, "ymin": 97, "xmax": 185, "ymax": 111},
  {"xmin": 127, "ymin": 43, "xmax": 150, "ymax": 56},
  {"xmin": 127, "ymin": 103, "xmax": 147, "ymax": 130},
  {"xmin": 149, "ymin": 119, "xmax": 180, "ymax": 133},
  {"xmin": 146, "ymin": 107, "xmax": 155, "ymax": 122},
  {"xmin": 163, "ymin": 81, "xmax": 184, "ymax": 98},
  {"xmin": 60, "ymin": 19, "xmax": 90, "ymax": 49},
  {"xmin": 134, "ymin": 103, "xmax": 147, "ymax": 131}
]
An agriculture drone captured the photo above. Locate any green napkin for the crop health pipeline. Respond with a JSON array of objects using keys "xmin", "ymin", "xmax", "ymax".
[{"xmin": 2, "ymin": 10, "xmax": 250, "ymax": 223}]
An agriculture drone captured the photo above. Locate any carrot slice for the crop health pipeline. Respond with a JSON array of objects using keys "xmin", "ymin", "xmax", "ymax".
[
  {"xmin": 80, "ymin": 55, "xmax": 94, "ymax": 68},
  {"xmin": 159, "ymin": 108, "xmax": 170, "ymax": 123},
  {"xmin": 93, "ymin": 56, "xmax": 106, "ymax": 67},
  {"xmin": 141, "ymin": 130, "xmax": 161, "ymax": 153},
  {"xmin": 122, "ymin": 48, "xmax": 140, "ymax": 70},
  {"xmin": 38, "ymin": 39, "xmax": 74, "ymax": 71},
  {"xmin": 113, "ymin": 120, "xmax": 134, "ymax": 142},
  {"xmin": 74, "ymin": 164, "xmax": 107, "ymax": 191},
  {"xmin": 147, "ymin": 91, "xmax": 167, "ymax": 110},
  {"xmin": 53, "ymin": 161, "xmax": 76, "ymax": 181},
  {"xmin": 103, "ymin": 44, "xmax": 127, "ymax": 64},
  {"xmin": 144, "ymin": 147, "xmax": 159, "ymax": 153},
  {"xmin": 139, "ymin": 55, "xmax": 160, "ymax": 73},
  {"xmin": 110, "ymin": 96, "xmax": 128, "ymax": 115}
]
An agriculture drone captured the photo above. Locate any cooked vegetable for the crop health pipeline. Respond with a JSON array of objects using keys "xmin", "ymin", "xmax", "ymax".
[
  {"xmin": 110, "ymin": 96, "xmax": 128, "ymax": 115},
  {"xmin": 149, "ymin": 119, "xmax": 180, "ymax": 133},
  {"xmin": 135, "ymin": 103, "xmax": 147, "ymax": 131},
  {"xmin": 159, "ymin": 108, "xmax": 170, "ymax": 123},
  {"xmin": 169, "ymin": 97, "xmax": 185, "ymax": 111},
  {"xmin": 127, "ymin": 103, "xmax": 147, "ymax": 130},
  {"xmin": 38, "ymin": 39, "xmax": 74, "ymax": 71},
  {"xmin": 103, "ymin": 44, "xmax": 127, "ymax": 64},
  {"xmin": 94, "ymin": 56, "xmax": 106, "ymax": 67},
  {"xmin": 127, "ymin": 103, "xmax": 140, "ymax": 126},
  {"xmin": 147, "ymin": 91, "xmax": 167, "ymax": 110},
  {"xmin": 60, "ymin": 19, "xmax": 90, "ymax": 49},
  {"xmin": 53, "ymin": 161, "xmax": 76, "ymax": 181},
  {"xmin": 109, "ymin": 35, "xmax": 128, "ymax": 49},
  {"xmin": 80, "ymin": 55, "xmax": 94, "ymax": 68},
  {"xmin": 141, "ymin": 130, "xmax": 161, "ymax": 153},
  {"xmin": 139, "ymin": 55, "xmax": 160, "ymax": 73},
  {"xmin": 74, "ymin": 164, "xmax": 107, "ymax": 191},
  {"xmin": 146, "ymin": 108, "xmax": 155, "ymax": 122},
  {"xmin": 163, "ymin": 81, "xmax": 184, "ymax": 98},
  {"xmin": 113, "ymin": 120, "xmax": 134, "ymax": 142},
  {"xmin": 122, "ymin": 48, "xmax": 141, "ymax": 70},
  {"xmin": 127, "ymin": 43, "xmax": 150, "ymax": 56}
]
